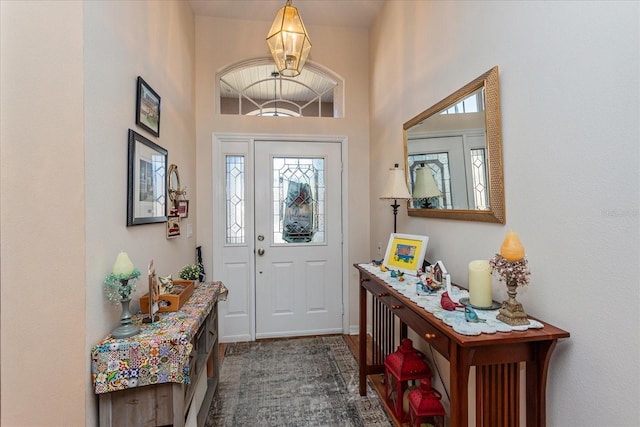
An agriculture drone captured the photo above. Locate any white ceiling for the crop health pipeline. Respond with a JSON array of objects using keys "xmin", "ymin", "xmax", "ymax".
[{"xmin": 188, "ymin": 0, "xmax": 384, "ymax": 29}]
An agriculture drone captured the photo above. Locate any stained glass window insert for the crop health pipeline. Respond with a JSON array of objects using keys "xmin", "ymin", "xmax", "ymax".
[{"xmin": 225, "ymin": 155, "xmax": 245, "ymax": 244}]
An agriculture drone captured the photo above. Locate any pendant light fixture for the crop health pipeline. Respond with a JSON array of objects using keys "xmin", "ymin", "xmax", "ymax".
[
  {"xmin": 266, "ymin": 0, "xmax": 311, "ymax": 77},
  {"xmin": 271, "ymin": 71, "xmax": 279, "ymax": 116}
]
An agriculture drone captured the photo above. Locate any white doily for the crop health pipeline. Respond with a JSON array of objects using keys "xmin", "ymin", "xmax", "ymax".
[{"xmin": 360, "ymin": 263, "xmax": 543, "ymax": 336}]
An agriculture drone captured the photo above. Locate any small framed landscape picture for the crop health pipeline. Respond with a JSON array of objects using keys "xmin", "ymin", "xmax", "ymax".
[
  {"xmin": 136, "ymin": 76, "xmax": 161, "ymax": 137},
  {"xmin": 383, "ymin": 233, "xmax": 429, "ymax": 276}
]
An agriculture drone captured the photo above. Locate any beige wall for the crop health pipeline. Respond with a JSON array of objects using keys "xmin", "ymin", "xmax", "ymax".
[
  {"xmin": 194, "ymin": 16, "xmax": 371, "ymax": 333},
  {"xmin": 83, "ymin": 1, "xmax": 196, "ymax": 423},
  {"xmin": 369, "ymin": 1, "xmax": 639, "ymax": 425},
  {"xmin": 1, "ymin": 1, "xmax": 196, "ymax": 425},
  {"xmin": 1, "ymin": 1, "xmax": 85, "ymax": 425}
]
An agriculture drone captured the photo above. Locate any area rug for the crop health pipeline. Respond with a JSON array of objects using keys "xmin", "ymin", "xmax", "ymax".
[{"xmin": 205, "ymin": 335, "xmax": 392, "ymax": 426}]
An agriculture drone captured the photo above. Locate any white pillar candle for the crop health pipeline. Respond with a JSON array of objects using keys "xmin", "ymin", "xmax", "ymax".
[
  {"xmin": 112, "ymin": 251, "xmax": 135, "ymax": 276},
  {"xmin": 469, "ymin": 260, "xmax": 492, "ymax": 308}
]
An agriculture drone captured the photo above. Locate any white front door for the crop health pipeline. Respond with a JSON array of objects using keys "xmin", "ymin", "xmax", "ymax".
[
  {"xmin": 254, "ymin": 140, "xmax": 343, "ymax": 338},
  {"xmin": 214, "ymin": 136, "xmax": 343, "ymax": 342}
]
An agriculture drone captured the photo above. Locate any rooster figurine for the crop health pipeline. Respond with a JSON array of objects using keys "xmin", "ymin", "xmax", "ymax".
[{"xmin": 440, "ymin": 292, "xmax": 464, "ymax": 311}]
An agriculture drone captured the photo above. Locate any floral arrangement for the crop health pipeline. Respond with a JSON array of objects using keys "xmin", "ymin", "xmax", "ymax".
[
  {"xmin": 489, "ymin": 254, "xmax": 530, "ymax": 287},
  {"xmin": 179, "ymin": 264, "xmax": 201, "ymax": 281},
  {"xmin": 104, "ymin": 269, "xmax": 141, "ymax": 303}
]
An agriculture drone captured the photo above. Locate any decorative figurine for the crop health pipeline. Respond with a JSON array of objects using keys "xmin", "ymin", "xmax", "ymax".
[
  {"xmin": 464, "ymin": 306, "xmax": 486, "ymax": 323},
  {"xmin": 416, "ymin": 280, "xmax": 432, "ymax": 296},
  {"xmin": 440, "ymin": 292, "xmax": 464, "ymax": 311}
]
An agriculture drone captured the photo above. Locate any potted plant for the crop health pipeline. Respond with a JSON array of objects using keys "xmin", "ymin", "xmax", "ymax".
[{"xmin": 179, "ymin": 264, "xmax": 202, "ymax": 282}]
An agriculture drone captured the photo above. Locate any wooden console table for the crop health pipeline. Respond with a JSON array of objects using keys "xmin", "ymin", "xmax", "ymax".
[
  {"xmin": 355, "ymin": 264, "xmax": 569, "ymax": 427},
  {"xmin": 92, "ymin": 281, "xmax": 227, "ymax": 427}
]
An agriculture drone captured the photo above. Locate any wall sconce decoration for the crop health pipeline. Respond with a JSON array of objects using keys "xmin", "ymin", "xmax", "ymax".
[
  {"xmin": 490, "ymin": 231, "xmax": 531, "ymax": 326},
  {"xmin": 380, "ymin": 164, "xmax": 412, "ymax": 233},
  {"xmin": 104, "ymin": 252, "xmax": 142, "ymax": 338},
  {"xmin": 266, "ymin": 0, "xmax": 312, "ymax": 77},
  {"xmin": 412, "ymin": 163, "xmax": 442, "ymax": 208}
]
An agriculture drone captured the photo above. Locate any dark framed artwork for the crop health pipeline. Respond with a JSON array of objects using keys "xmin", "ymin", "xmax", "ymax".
[
  {"xmin": 177, "ymin": 200, "xmax": 189, "ymax": 218},
  {"xmin": 127, "ymin": 129, "xmax": 168, "ymax": 226},
  {"xmin": 135, "ymin": 76, "xmax": 161, "ymax": 137}
]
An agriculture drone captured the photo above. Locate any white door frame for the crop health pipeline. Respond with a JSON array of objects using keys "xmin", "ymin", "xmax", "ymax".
[{"xmin": 212, "ymin": 133, "xmax": 350, "ymax": 342}]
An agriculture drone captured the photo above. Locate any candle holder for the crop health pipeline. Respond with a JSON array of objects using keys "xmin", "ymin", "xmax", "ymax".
[
  {"xmin": 104, "ymin": 269, "xmax": 142, "ymax": 338},
  {"xmin": 489, "ymin": 254, "xmax": 530, "ymax": 326}
]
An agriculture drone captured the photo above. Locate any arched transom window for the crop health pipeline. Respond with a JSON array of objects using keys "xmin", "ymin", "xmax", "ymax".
[{"xmin": 218, "ymin": 59, "xmax": 343, "ymax": 117}]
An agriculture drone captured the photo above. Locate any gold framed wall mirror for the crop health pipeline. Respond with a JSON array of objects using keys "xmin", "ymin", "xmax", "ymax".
[{"xmin": 404, "ymin": 66, "xmax": 505, "ymax": 223}]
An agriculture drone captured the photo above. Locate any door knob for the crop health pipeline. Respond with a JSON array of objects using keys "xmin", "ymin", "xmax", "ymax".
[{"xmin": 257, "ymin": 248, "xmax": 265, "ymax": 256}]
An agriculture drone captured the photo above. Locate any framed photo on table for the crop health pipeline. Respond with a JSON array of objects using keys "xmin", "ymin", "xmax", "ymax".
[
  {"xmin": 383, "ymin": 233, "xmax": 429, "ymax": 276},
  {"xmin": 127, "ymin": 129, "xmax": 168, "ymax": 226},
  {"xmin": 135, "ymin": 76, "xmax": 161, "ymax": 137}
]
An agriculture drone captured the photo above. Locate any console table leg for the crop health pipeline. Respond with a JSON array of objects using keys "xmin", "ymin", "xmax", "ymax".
[
  {"xmin": 359, "ymin": 279, "xmax": 367, "ymax": 396},
  {"xmin": 449, "ymin": 346, "xmax": 473, "ymax": 427},
  {"xmin": 526, "ymin": 340, "xmax": 558, "ymax": 427}
]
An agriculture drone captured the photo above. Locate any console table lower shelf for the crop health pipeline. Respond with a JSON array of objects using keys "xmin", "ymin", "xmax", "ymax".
[{"xmin": 355, "ymin": 264, "xmax": 569, "ymax": 427}]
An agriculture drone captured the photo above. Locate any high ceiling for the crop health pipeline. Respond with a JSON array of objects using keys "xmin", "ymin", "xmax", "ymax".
[
  {"xmin": 188, "ymin": 0, "xmax": 384, "ymax": 29},
  {"xmin": 192, "ymin": 1, "xmax": 385, "ymax": 113}
]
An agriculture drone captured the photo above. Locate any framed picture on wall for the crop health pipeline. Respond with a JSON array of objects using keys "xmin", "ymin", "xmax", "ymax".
[
  {"xmin": 383, "ymin": 233, "xmax": 429, "ymax": 276},
  {"xmin": 127, "ymin": 129, "xmax": 168, "ymax": 226},
  {"xmin": 177, "ymin": 200, "xmax": 189, "ymax": 218},
  {"xmin": 166, "ymin": 215, "xmax": 181, "ymax": 239},
  {"xmin": 135, "ymin": 76, "xmax": 161, "ymax": 137}
]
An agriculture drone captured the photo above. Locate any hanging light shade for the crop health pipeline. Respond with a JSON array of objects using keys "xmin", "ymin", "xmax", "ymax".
[{"xmin": 266, "ymin": 0, "xmax": 312, "ymax": 77}]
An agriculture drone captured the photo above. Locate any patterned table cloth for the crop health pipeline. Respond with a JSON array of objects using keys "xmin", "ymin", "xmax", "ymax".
[
  {"xmin": 91, "ymin": 281, "xmax": 228, "ymax": 394},
  {"xmin": 358, "ymin": 263, "xmax": 543, "ymax": 336}
]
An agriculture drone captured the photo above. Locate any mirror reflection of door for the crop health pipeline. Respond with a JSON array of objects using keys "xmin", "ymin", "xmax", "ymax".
[
  {"xmin": 214, "ymin": 137, "xmax": 343, "ymax": 342},
  {"xmin": 408, "ymin": 133, "xmax": 488, "ymax": 211},
  {"xmin": 408, "ymin": 136, "xmax": 465, "ymax": 209}
]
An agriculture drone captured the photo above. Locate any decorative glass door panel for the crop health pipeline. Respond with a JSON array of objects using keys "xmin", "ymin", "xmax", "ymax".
[
  {"xmin": 271, "ymin": 157, "xmax": 326, "ymax": 244},
  {"xmin": 225, "ymin": 155, "xmax": 245, "ymax": 244}
]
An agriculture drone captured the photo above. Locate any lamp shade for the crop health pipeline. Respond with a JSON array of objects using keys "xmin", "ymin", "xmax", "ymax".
[
  {"xmin": 413, "ymin": 166, "xmax": 442, "ymax": 199},
  {"xmin": 266, "ymin": 0, "xmax": 312, "ymax": 77},
  {"xmin": 380, "ymin": 164, "xmax": 412, "ymax": 200}
]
